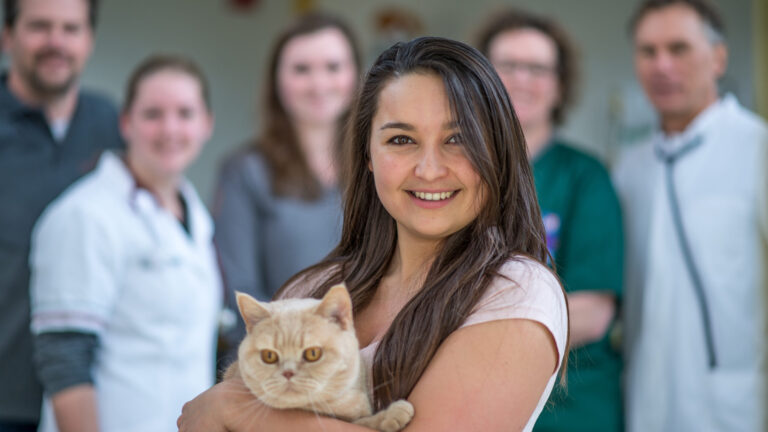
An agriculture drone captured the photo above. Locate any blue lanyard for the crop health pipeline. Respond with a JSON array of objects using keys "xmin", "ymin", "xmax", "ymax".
[{"xmin": 655, "ymin": 135, "xmax": 717, "ymax": 369}]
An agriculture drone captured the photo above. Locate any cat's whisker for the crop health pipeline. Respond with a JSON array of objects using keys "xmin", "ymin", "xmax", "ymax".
[
  {"xmin": 306, "ymin": 394, "xmax": 339, "ymax": 431},
  {"xmin": 261, "ymin": 379, "xmax": 287, "ymax": 394},
  {"xmin": 309, "ymin": 394, "xmax": 334, "ymax": 416},
  {"xmin": 218, "ymin": 387, "xmax": 257, "ymax": 397},
  {"xmin": 370, "ymin": 379, "xmax": 393, "ymax": 393},
  {"xmin": 233, "ymin": 401, "xmax": 273, "ymax": 430},
  {"xmin": 292, "ymin": 377, "xmax": 319, "ymax": 391},
  {"xmin": 307, "ymin": 402, "xmax": 334, "ymax": 432}
]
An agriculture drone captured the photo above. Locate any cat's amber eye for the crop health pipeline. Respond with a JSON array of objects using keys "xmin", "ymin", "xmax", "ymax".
[
  {"xmin": 260, "ymin": 349, "xmax": 279, "ymax": 364},
  {"xmin": 303, "ymin": 347, "xmax": 323, "ymax": 362}
]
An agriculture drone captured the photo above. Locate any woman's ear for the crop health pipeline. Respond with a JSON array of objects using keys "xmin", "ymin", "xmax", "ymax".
[
  {"xmin": 118, "ymin": 112, "xmax": 131, "ymax": 143},
  {"xmin": 201, "ymin": 113, "xmax": 215, "ymax": 144}
]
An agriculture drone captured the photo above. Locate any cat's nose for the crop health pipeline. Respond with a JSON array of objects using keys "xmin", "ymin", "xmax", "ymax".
[{"xmin": 282, "ymin": 370, "xmax": 295, "ymax": 380}]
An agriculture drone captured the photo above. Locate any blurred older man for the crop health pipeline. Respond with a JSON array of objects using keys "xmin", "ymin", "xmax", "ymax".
[
  {"xmin": 0, "ymin": 0, "xmax": 121, "ymax": 430},
  {"xmin": 614, "ymin": 0, "xmax": 767, "ymax": 431}
]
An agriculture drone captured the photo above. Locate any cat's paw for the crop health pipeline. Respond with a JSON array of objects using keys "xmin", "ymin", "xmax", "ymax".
[{"xmin": 378, "ymin": 400, "xmax": 414, "ymax": 432}]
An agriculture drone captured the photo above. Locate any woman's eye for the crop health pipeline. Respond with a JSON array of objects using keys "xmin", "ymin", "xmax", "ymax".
[
  {"xmin": 140, "ymin": 108, "xmax": 162, "ymax": 120},
  {"xmin": 387, "ymin": 135, "xmax": 414, "ymax": 145},
  {"xmin": 292, "ymin": 63, "xmax": 310, "ymax": 74},
  {"xmin": 178, "ymin": 107, "xmax": 194, "ymax": 119},
  {"xmin": 446, "ymin": 134, "xmax": 463, "ymax": 145}
]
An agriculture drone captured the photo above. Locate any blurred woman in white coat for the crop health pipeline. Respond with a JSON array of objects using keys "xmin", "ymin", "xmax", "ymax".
[{"xmin": 29, "ymin": 55, "xmax": 222, "ymax": 432}]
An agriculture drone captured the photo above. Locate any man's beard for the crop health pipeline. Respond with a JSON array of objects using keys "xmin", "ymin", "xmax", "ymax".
[{"xmin": 23, "ymin": 48, "xmax": 78, "ymax": 98}]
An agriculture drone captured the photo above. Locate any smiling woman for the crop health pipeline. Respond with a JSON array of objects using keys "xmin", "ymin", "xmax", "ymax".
[
  {"xmin": 212, "ymin": 15, "xmax": 361, "ymax": 360},
  {"xmin": 178, "ymin": 37, "xmax": 568, "ymax": 432},
  {"xmin": 476, "ymin": 9, "xmax": 624, "ymax": 432},
  {"xmin": 121, "ymin": 63, "xmax": 213, "ymax": 216}
]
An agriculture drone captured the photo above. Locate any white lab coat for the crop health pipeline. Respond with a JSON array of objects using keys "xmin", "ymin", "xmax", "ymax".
[
  {"xmin": 614, "ymin": 94, "xmax": 768, "ymax": 432},
  {"xmin": 30, "ymin": 152, "xmax": 222, "ymax": 432}
]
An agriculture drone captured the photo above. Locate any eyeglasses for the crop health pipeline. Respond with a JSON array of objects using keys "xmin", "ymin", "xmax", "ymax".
[{"xmin": 493, "ymin": 60, "xmax": 556, "ymax": 78}]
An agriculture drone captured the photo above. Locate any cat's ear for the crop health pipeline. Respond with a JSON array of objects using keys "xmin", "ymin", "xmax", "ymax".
[
  {"xmin": 317, "ymin": 283, "xmax": 353, "ymax": 331},
  {"xmin": 236, "ymin": 291, "xmax": 271, "ymax": 332}
]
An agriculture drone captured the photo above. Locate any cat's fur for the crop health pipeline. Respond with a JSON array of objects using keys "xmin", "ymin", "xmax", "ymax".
[{"xmin": 225, "ymin": 284, "xmax": 414, "ymax": 432}]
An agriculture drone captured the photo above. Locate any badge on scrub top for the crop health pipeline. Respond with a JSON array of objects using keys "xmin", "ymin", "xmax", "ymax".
[{"xmin": 542, "ymin": 211, "xmax": 561, "ymax": 261}]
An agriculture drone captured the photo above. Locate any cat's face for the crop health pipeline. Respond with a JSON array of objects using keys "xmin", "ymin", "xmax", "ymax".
[{"xmin": 236, "ymin": 285, "xmax": 361, "ymax": 409}]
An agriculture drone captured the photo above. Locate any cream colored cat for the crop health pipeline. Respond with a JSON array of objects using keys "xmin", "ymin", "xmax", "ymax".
[{"xmin": 225, "ymin": 284, "xmax": 414, "ymax": 432}]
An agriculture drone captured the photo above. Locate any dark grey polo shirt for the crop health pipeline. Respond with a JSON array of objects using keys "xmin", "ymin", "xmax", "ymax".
[{"xmin": 0, "ymin": 75, "xmax": 123, "ymax": 423}]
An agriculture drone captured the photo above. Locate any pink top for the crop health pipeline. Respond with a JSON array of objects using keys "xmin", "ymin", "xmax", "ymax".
[{"xmin": 360, "ymin": 258, "xmax": 567, "ymax": 431}]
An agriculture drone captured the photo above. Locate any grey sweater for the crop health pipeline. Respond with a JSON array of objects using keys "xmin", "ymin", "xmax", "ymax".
[{"xmin": 213, "ymin": 151, "xmax": 342, "ymax": 346}]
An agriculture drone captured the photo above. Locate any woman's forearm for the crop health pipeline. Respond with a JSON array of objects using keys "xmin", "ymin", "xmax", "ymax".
[
  {"xmin": 52, "ymin": 384, "xmax": 100, "ymax": 432},
  {"xmin": 177, "ymin": 377, "xmax": 378, "ymax": 432},
  {"xmin": 567, "ymin": 291, "xmax": 616, "ymax": 347},
  {"xmin": 225, "ymin": 406, "xmax": 378, "ymax": 432}
]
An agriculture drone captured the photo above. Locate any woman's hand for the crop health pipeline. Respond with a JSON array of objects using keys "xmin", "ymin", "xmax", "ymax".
[
  {"xmin": 177, "ymin": 377, "xmax": 266, "ymax": 432},
  {"xmin": 177, "ymin": 377, "xmax": 372, "ymax": 432}
]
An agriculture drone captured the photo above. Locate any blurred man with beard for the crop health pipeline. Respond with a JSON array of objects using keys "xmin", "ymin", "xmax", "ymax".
[
  {"xmin": 0, "ymin": 0, "xmax": 121, "ymax": 430},
  {"xmin": 614, "ymin": 0, "xmax": 767, "ymax": 430}
]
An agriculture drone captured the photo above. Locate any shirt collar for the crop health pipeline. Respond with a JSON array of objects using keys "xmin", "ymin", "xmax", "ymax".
[
  {"xmin": 655, "ymin": 93, "xmax": 736, "ymax": 154},
  {"xmin": 90, "ymin": 151, "xmax": 158, "ymax": 215},
  {"xmin": 95, "ymin": 151, "xmax": 209, "ymax": 236},
  {"xmin": 94, "ymin": 151, "xmax": 139, "ymax": 200}
]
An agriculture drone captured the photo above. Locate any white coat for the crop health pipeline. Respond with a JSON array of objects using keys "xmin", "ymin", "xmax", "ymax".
[
  {"xmin": 614, "ymin": 94, "xmax": 767, "ymax": 432},
  {"xmin": 30, "ymin": 152, "xmax": 222, "ymax": 432}
]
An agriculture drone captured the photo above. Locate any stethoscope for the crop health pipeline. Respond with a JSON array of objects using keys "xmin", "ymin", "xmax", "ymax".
[
  {"xmin": 130, "ymin": 187, "xmax": 187, "ymax": 271},
  {"xmin": 654, "ymin": 134, "xmax": 718, "ymax": 369}
]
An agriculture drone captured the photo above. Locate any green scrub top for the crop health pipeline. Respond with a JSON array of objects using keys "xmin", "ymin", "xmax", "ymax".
[{"xmin": 532, "ymin": 141, "xmax": 624, "ymax": 432}]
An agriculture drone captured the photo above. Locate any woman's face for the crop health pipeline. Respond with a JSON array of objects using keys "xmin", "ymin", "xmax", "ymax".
[
  {"xmin": 368, "ymin": 73, "xmax": 486, "ymax": 243},
  {"xmin": 121, "ymin": 69, "xmax": 212, "ymax": 180},
  {"xmin": 277, "ymin": 27, "xmax": 357, "ymax": 128},
  {"xmin": 488, "ymin": 28, "xmax": 560, "ymax": 130}
]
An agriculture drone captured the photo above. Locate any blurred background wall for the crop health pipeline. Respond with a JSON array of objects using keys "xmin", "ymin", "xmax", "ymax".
[
  {"xmin": 755, "ymin": 0, "xmax": 767, "ymax": 119},
  {"xmin": 2, "ymin": 0, "xmax": 761, "ymax": 204}
]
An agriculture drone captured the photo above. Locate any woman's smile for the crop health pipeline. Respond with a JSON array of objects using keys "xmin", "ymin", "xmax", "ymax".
[{"xmin": 407, "ymin": 189, "xmax": 460, "ymax": 209}]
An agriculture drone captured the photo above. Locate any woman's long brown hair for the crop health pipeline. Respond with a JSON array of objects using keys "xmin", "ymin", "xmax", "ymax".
[
  {"xmin": 279, "ymin": 37, "xmax": 565, "ymax": 410},
  {"xmin": 253, "ymin": 13, "xmax": 361, "ymax": 200}
]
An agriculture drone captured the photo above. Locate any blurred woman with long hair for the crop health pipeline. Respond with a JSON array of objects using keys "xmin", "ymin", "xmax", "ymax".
[{"xmin": 214, "ymin": 13, "xmax": 360, "ymax": 357}]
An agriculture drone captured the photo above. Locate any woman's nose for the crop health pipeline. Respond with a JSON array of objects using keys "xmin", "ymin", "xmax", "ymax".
[{"xmin": 414, "ymin": 145, "xmax": 448, "ymax": 180}]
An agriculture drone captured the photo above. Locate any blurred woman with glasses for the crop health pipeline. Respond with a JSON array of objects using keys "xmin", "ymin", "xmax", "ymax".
[{"xmin": 478, "ymin": 9, "xmax": 625, "ymax": 432}]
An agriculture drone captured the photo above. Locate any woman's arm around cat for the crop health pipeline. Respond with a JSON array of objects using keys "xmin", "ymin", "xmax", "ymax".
[{"xmin": 178, "ymin": 317, "xmax": 557, "ymax": 432}]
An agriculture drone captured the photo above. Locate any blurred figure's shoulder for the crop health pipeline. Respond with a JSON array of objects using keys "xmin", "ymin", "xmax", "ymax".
[
  {"xmin": 215, "ymin": 145, "xmax": 274, "ymax": 203},
  {"xmin": 40, "ymin": 152, "xmax": 131, "ymax": 225},
  {"xmin": 494, "ymin": 256, "xmax": 560, "ymax": 293},
  {"xmin": 221, "ymin": 145, "xmax": 268, "ymax": 173},
  {"xmin": 76, "ymin": 88, "xmax": 120, "ymax": 119},
  {"xmin": 720, "ymin": 94, "xmax": 768, "ymax": 137},
  {"xmin": 544, "ymin": 140, "xmax": 618, "ymax": 189}
]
